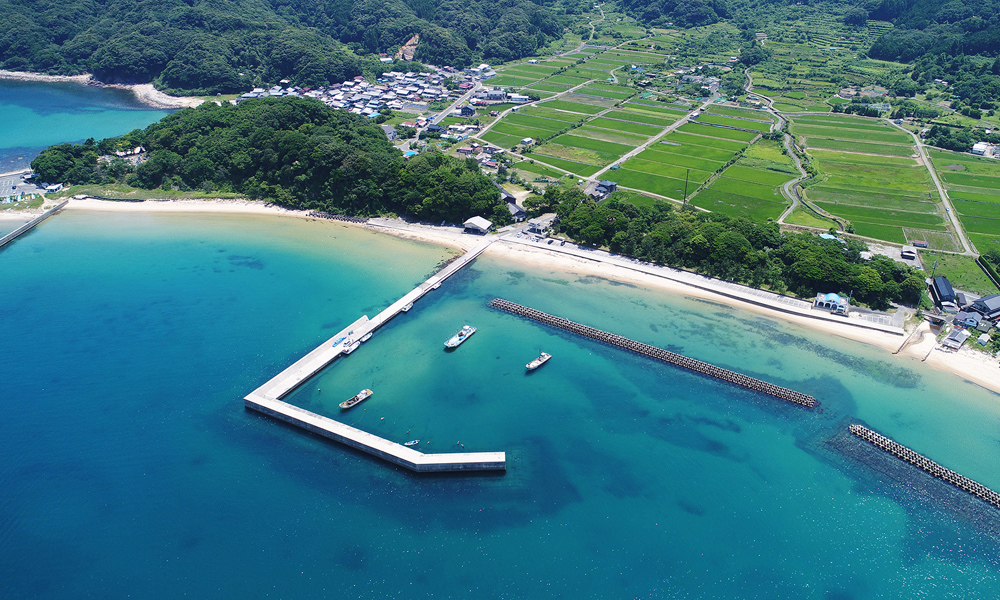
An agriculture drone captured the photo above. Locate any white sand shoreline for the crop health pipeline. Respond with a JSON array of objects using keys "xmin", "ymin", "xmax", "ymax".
[
  {"xmin": 60, "ymin": 197, "xmax": 1000, "ymax": 395},
  {"xmin": 0, "ymin": 70, "xmax": 205, "ymax": 109}
]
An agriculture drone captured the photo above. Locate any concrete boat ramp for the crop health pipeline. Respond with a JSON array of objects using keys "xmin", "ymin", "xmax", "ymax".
[{"xmin": 245, "ymin": 239, "xmax": 506, "ymax": 472}]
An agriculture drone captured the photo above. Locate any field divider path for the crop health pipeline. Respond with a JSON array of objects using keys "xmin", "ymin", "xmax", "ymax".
[
  {"xmin": 886, "ymin": 120, "xmax": 973, "ymax": 255},
  {"xmin": 589, "ymin": 95, "xmax": 718, "ymax": 182},
  {"xmin": 476, "ymin": 79, "xmax": 597, "ymax": 139},
  {"xmin": 488, "ymin": 298, "xmax": 818, "ymax": 408}
]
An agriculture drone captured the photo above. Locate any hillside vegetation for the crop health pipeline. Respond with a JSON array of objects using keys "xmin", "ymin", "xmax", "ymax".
[
  {"xmin": 0, "ymin": 0, "xmax": 566, "ymax": 94},
  {"xmin": 32, "ymin": 97, "xmax": 512, "ymax": 224}
]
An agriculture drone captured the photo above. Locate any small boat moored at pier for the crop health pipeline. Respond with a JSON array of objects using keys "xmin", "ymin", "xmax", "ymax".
[
  {"xmin": 340, "ymin": 388, "xmax": 373, "ymax": 410},
  {"xmin": 444, "ymin": 325, "xmax": 476, "ymax": 349},
  {"xmin": 343, "ymin": 340, "xmax": 361, "ymax": 355},
  {"xmin": 403, "ymin": 440, "xmax": 420, "ymax": 447},
  {"xmin": 526, "ymin": 352, "xmax": 551, "ymax": 371},
  {"xmin": 401, "ymin": 302, "xmax": 413, "ymax": 312},
  {"xmin": 360, "ymin": 333, "xmax": 373, "ymax": 342}
]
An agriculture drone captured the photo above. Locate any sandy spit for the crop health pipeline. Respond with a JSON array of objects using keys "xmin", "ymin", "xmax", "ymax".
[{"xmin": 0, "ymin": 71, "xmax": 205, "ymax": 109}]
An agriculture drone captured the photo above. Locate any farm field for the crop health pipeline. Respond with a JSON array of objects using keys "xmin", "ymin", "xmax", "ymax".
[
  {"xmin": 928, "ymin": 149, "xmax": 1000, "ymax": 240},
  {"xmin": 575, "ymin": 125, "xmax": 649, "ymax": 145},
  {"xmin": 705, "ymin": 106, "xmax": 775, "ymax": 122},
  {"xmin": 612, "ymin": 128, "xmax": 750, "ymax": 200},
  {"xmin": 694, "ymin": 114, "xmax": 772, "ymax": 133},
  {"xmin": 512, "ymin": 160, "xmax": 566, "ymax": 180},
  {"xmin": 790, "ymin": 115, "xmax": 953, "ymax": 246},
  {"xmin": 624, "ymin": 101, "xmax": 689, "ymax": 116},
  {"xmin": 601, "ymin": 110, "xmax": 676, "ymax": 127},
  {"xmin": 536, "ymin": 100, "xmax": 606, "ymax": 115},
  {"xmin": 587, "ymin": 117, "xmax": 663, "ymax": 136},
  {"xmin": 677, "ymin": 123, "xmax": 758, "ymax": 143},
  {"xmin": 576, "ymin": 87, "xmax": 633, "ymax": 100},
  {"xmin": 522, "ymin": 154, "xmax": 602, "ymax": 177},
  {"xmin": 790, "ymin": 115, "xmax": 914, "ymax": 151},
  {"xmin": 671, "ymin": 126, "xmax": 751, "ymax": 149}
]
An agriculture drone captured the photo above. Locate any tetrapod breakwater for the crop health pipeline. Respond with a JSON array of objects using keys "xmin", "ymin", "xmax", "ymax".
[
  {"xmin": 850, "ymin": 424, "xmax": 1000, "ymax": 510},
  {"xmin": 488, "ymin": 298, "xmax": 818, "ymax": 409}
]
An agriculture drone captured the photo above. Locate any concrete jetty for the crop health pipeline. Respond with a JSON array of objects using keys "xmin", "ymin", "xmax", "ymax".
[
  {"xmin": 245, "ymin": 238, "xmax": 505, "ymax": 472},
  {"xmin": 489, "ymin": 298, "xmax": 818, "ymax": 408},
  {"xmin": 0, "ymin": 200, "xmax": 68, "ymax": 251},
  {"xmin": 850, "ymin": 424, "xmax": 1000, "ymax": 510},
  {"xmin": 246, "ymin": 394, "xmax": 505, "ymax": 472}
]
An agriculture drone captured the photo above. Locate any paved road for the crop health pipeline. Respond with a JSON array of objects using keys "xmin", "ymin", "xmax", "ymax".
[{"xmin": 429, "ymin": 82, "xmax": 482, "ymax": 126}]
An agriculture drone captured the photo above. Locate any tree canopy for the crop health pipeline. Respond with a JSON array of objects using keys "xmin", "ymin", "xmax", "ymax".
[
  {"xmin": 32, "ymin": 97, "xmax": 512, "ymax": 225},
  {"xmin": 0, "ymin": 0, "xmax": 565, "ymax": 94},
  {"xmin": 535, "ymin": 187, "xmax": 924, "ymax": 310}
]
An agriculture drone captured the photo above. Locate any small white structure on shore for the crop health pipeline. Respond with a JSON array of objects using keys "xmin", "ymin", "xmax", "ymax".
[
  {"xmin": 814, "ymin": 292, "xmax": 849, "ymax": 315},
  {"xmin": 463, "ymin": 216, "xmax": 492, "ymax": 234}
]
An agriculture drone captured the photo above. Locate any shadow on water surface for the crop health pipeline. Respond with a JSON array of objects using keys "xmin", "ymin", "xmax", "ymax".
[{"xmin": 233, "ymin": 410, "xmax": 582, "ymax": 533}]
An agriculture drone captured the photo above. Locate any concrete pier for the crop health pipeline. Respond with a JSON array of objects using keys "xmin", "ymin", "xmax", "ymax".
[
  {"xmin": 0, "ymin": 200, "xmax": 68, "ymax": 251},
  {"xmin": 246, "ymin": 395, "xmax": 505, "ymax": 472},
  {"xmin": 850, "ymin": 424, "xmax": 1000, "ymax": 510},
  {"xmin": 489, "ymin": 298, "xmax": 818, "ymax": 408},
  {"xmin": 245, "ymin": 238, "xmax": 504, "ymax": 472}
]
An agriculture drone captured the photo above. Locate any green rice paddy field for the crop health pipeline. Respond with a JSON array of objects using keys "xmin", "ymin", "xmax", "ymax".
[
  {"xmin": 613, "ymin": 130, "xmax": 749, "ymax": 200},
  {"xmin": 689, "ymin": 140, "xmax": 796, "ymax": 220},
  {"xmin": 928, "ymin": 149, "xmax": 1000, "ymax": 249},
  {"xmin": 792, "ymin": 117, "xmax": 954, "ymax": 247},
  {"xmin": 694, "ymin": 114, "xmax": 772, "ymax": 133}
]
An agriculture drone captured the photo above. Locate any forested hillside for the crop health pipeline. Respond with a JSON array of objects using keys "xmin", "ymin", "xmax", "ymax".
[
  {"xmin": 32, "ymin": 97, "xmax": 512, "ymax": 224},
  {"xmin": 0, "ymin": 0, "xmax": 565, "ymax": 94}
]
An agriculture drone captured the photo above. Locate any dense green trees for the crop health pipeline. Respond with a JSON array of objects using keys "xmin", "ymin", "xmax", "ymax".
[
  {"xmin": 623, "ymin": 0, "xmax": 728, "ymax": 28},
  {"xmin": 537, "ymin": 187, "xmax": 923, "ymax": 309},
  {"xmin": 0, "ymin": 0, "xmax": 565, "ymax": 93},
  {"xmin": 32, "ymin": 97, "xmax": 511, "ymax": 224}
]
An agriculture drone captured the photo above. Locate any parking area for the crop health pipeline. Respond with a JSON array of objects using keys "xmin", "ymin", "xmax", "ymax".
[{"xmin": 0, "ymin": 172, "xmax": 47, "ymax": 202}]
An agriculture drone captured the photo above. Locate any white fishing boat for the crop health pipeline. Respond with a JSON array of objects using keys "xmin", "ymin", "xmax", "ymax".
[
  {"xmin": 444, "ymin": 325, "xmax": 476, "ymax": 349},
  {"xmin": 403, "ymin": 440, "xmax": 419, "ymax": 447},
  {"xmin": 360, "ymin": 332, "xmax": 373, "ymax": 342},
  {"xmin": 526, "ymin": 352, "xmax": 551, "ymax": 371},
  {"xmin": 339, "ymin": 388, "xmax": 373, "ymax": 410},
  {"xmin": 401, "ymin": 302, "xmax": 413, "ymax": 312},
  {"xmin": 343, "ymin": 340, "xmax": 361, "ymax": 355}
]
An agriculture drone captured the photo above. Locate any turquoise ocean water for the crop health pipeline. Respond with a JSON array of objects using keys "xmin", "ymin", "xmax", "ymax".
[
  {"xmin": 0, "ymin": 80, "xmax": 170, "ymax": 173},
  {"xmin": 4, "ymin": 211, "xmax": 1000, "ymax": 598}
]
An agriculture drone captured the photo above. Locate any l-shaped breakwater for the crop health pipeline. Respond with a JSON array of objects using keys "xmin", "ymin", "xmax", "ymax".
[
  {"xmin": 0, "ymin": 200, "xmax": 68, "ymax": 250},
  {"xmin": 245, "ymin": 239, "xmax": 506, "ymax": 472},
  {"xmin": 850, "ymin": 424, "xmax": 1000, "ymax": 510},
  {"xmin": 489, "ymin": 298, "xmax": 818, "ymax": 408}
]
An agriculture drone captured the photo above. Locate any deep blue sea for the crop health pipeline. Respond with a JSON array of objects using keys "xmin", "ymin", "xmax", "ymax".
[
  {"xmin": 0, "ymin": 80, "xmax": 170, "ymax": 173},
  {"xmin": 3, "ymin": 210, "xmax": 1000, "ymax": 598}
]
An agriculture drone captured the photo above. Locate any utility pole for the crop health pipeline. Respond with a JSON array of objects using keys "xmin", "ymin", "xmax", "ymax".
[{"xmin": 931, "ymin": 259, "xmax": 939, "ymax": 280}]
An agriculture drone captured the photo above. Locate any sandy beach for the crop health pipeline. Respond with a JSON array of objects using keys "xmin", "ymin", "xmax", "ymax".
[
  {"xmin": 0, "ymin": 70, "xmax": 204, "ymax": 109},
  {"xmin": 61, "ymin": 196, "xmax": 1000, "ymax": 395}
]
